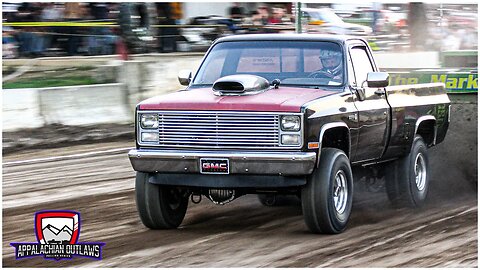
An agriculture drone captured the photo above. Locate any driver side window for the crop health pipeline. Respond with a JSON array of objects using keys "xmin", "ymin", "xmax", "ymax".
[
  {"xmin": 349, "ymin": 46, "xmax": 374, "ymax": 87},
  {"xmin": 347, "ymin": 53, "xmax": 356, "ymax": 86}
]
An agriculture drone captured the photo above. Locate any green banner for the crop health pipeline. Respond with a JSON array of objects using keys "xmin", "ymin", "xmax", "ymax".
[{"xmin": 388, "ymin": 70, "xmax": 478, "ymax": 94}]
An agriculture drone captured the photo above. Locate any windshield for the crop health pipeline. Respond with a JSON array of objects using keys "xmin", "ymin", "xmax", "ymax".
[{"xmin": 192, "ymin": 41, "xmax": 345, "ymax": 88}]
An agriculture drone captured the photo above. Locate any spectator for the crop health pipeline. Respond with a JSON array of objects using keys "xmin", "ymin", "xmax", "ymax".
[
  {"xmin": 105, "ymin": 3, "xmax": 119, "ymax": 54},
  {"xmin": 228, "ymin": 3, "xmax": 245, "ymax": 21},
  {"xmin": 15, "ymin": 3, "xmax": 35, "ymax": 57},
  {"xmin": 268, "ymin": 7, "xmax": 285, "ymax": 24},
  {"xmin": 157, "ymin": 3, "xmax": 179, "ymax": 53},
  {"xmin": 3, "ymin": 27, "xmax": 18, "ymax": 58},
  {"xmin": 87, "ymin": 3, "xmax": 110, "ymax": 55},
  {"xmin": 41, "ymin": 3, "xmax": 63, "ymax": 54},
  {"xmin": 257, "ymin": 6, "xmax": 269, "ymax": 25},
  {"xmin": 2, "ymin": 2, "xmax": 123, "ymax": 58},
  {"xmin": 41, "ymin": 3, "xmax": 62, "ymax": 21},
  {"xmin": 245, "ymin": 11, "xmax": 262, "ymax": 26},
  {"xmin": 64, "ymin": 2, "xmax": 85, "ymax": 55},
  {"xmin": 30, "ymin": 3, "xmax": 45, "ymax": 57}
]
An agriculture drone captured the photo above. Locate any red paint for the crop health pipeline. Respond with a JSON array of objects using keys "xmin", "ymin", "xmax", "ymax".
[{"xmin": 138, "ymin": 87, "xmax": 334, "ymax": 112}]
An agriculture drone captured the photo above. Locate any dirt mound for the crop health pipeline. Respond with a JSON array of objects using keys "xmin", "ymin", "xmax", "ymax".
[
  {"xmin": 429, "ymin": 95, "xmax": 477, "ymax": 201},
  {"xmin": 2, "ymin": 123, "xmax": 134, "ymax": 154}
]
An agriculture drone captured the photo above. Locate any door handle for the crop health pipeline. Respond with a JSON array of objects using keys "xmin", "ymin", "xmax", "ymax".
[{"xmin": 374, "ymin": 89, "xmax": 385, "ymax": 96}]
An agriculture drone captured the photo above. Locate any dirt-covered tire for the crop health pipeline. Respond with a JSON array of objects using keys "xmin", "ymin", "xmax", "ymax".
[
  {"xmin": 301, "ymin": 148, "xmax": 353, "ymax": 234},
  {"xmin": 135, "ymin": 172, "xmax": 188, "ymax": 229},
  {"xmin": 386, "ymin": 135, "xmax": 429, "ymax": 208}
]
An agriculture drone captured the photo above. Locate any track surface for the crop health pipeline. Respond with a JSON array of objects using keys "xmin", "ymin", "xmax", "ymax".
[{"xmin": 2, "ymin": 141, "xmax": 477, "ymax": 267}]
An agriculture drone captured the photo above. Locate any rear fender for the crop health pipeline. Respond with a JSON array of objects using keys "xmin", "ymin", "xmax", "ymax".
[{"xmin": 415, "ymin": 115, "xmax": 437, "ymax": 146}]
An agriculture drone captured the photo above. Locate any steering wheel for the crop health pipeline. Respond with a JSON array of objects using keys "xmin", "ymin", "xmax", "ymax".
[{"xmin": 308, "ymin": 70, "xmax": 335, "ymax": 79}]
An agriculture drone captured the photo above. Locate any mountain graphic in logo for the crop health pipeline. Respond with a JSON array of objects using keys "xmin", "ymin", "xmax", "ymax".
[
  {"xmin": 11, "ymin": 210, "xmax": 105, "ymax": 261},
  {"xmin": 42, "ymin": 224, "xmax": 73, "ymax": 244}
]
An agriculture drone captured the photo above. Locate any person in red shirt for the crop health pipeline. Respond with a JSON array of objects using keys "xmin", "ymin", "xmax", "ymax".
[{"xmin": 268, "ymin": 7, "xmax": 284, "ymax": 24}]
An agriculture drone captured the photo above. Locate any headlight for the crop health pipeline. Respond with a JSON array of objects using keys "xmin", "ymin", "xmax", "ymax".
[
  {"xmin": 281, "ymin": 134, "xmax": 301, "ymax": 145},
  {"xmin": 281, "ymin": 115, "xmax": 301, "ymax": 131},
  {"xmin": 141, "ymin": 132, "xmax": 159, "ymax": 142},
  {"xmin": 140, "ymin": 113, "xmax": 158, "ymax": 129}
]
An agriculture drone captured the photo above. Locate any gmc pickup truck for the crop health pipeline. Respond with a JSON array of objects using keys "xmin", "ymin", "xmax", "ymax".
[{"xmin": 128, "ymin": 34, "xmax": 450, "ymax": 234}]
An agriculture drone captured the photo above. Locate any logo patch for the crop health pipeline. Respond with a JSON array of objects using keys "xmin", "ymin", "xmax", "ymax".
[
  {"xmin": 200, "ymin": 158, "xmax": 229, "ymax": 174},
  {"xmin": 10, "ymin": 210, "xmax": 104, "ymax": 261}
]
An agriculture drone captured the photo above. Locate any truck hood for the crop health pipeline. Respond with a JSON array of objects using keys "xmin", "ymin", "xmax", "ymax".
[{"xmin": 138, "ymin": 87, "xmax": 335, "ymax": 112}]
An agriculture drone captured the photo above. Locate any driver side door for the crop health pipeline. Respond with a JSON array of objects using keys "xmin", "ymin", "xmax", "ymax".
[{"xmin": 349, "ymin": 44, "xmax": 390, "ymax": 162}]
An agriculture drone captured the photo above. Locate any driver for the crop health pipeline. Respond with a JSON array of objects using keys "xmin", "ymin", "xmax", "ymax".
[{"xmin": 311, "ymin": 50, "xmax": 343, "ymax": 80}]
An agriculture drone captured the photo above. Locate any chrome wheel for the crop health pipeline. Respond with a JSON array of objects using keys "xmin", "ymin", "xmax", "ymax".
[
  {"xmin": 385, "ymin": 135, "xmax": 429, "ymax": 208},
  {"xmin": 414, "ymin": 153, "xmax": 427, "ymax": 191},
  {"xmin": 333, "ymin": 170, "xmax": 348, "ymax": 214},
  {"xmin": 302, "ymin": 148, "xmax": 353, "ymax": 234}
]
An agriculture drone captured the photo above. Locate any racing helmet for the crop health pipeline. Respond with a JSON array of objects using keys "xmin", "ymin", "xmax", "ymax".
[{"xmin": 319, "ymin": 49, "xmax": 342, "ymax": 73}]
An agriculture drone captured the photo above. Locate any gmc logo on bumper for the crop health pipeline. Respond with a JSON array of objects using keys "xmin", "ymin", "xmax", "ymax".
[{"xmin": 200, "ymin": 158, "xmax": 229, "ymax": 174}]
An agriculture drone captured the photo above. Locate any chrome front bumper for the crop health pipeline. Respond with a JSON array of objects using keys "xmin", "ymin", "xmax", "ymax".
[{"xmin": 128, "ymin": 149, "xmax": 317, "ymax": 176}]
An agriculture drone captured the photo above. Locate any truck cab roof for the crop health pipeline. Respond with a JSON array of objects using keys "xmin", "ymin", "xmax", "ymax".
[{"xmin": 214, "ymin": 34, "xmax": 366, "ymax": 45}]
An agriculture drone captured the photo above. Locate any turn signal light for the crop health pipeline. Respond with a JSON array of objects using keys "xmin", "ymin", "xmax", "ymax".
[{"xmin": 308, "ymin": 142, "xmax": 319, "ymax": 149}]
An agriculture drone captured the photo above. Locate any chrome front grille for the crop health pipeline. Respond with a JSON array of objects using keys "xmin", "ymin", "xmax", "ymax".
[
  {"xmin": 157, "ymin": 112, "xmax": 280, "ymax": 149},
  {"xmin": 158, "ymin": 112, "xmax": 279, "ymax": 149}
]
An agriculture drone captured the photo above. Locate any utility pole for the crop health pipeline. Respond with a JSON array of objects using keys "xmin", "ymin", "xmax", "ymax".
[{"xmin": 295, "ymin": 2, "xmax": 302, "ymax": 33}]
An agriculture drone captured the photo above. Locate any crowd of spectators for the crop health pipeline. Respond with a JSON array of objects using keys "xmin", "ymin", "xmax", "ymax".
[
  {"xmin": 3, "ymin": 3, "xmax": 120, "ymax": 58},
  {"xmin": 2, "ymin": 2, "xmax": 477, "ymax": 59},
  {"xmin": 231, "ymin": 4, "xmax": 292, "ymax": 25},
  {"xmin": 3, "ymin": 2, "xmax": 295, "ymax": 58}
]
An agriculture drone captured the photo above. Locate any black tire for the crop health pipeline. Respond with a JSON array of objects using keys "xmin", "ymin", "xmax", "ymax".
[
  {"xmin": 135, "ymin": 172, "xmax": 188, "ymax": 229},
  {"xmin": 385, "ymin": 135, "xmax": 429, "ymax": 208},
  {"xmin": 301, "ymin": 148, "xmax": 353, "ymax": 234}
]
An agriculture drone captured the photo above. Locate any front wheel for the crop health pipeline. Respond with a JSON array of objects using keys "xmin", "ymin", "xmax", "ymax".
[
  {"xmin": 301, "ymin": 148, "xmax": 353, "ymax": 234},
  {"xmin": 385, "ymin": 135, "xmax": 429, "ymax": 208},
  {"xmin": 135, "ymin": 172, "xmax": 189, "ymax": 229}
]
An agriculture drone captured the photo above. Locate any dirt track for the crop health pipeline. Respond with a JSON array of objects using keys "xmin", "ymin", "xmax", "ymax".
[{"xmin": 2, "ymin": 99, "xmax": 477, "ymax": 267}]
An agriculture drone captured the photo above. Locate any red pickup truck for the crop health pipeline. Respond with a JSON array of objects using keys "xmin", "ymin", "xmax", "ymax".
[{"xmin": 128, "ymin": 34, "xmax": 450, "ymax": 234}]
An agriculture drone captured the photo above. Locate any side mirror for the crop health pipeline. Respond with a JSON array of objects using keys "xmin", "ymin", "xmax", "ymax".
[
  {"xmin": 366, "ymin": 72, "xmax": 389, "ymax": 88},
  {"xmin": 178, "ymin": 70, "xmax": 192, "ymax": 86}
]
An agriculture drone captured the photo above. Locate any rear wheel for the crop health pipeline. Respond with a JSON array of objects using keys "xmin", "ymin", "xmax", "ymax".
[
  {"xmin": 386, "ymin": 135, "xmax": 429, "ymax": 208},
  {"xmin": 135, "ymin": 172, "xmax": 189, "ymax": 229},
  {"xmin": 301, "ymin": 148, "xmax": 353, "ymax": 234}
]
